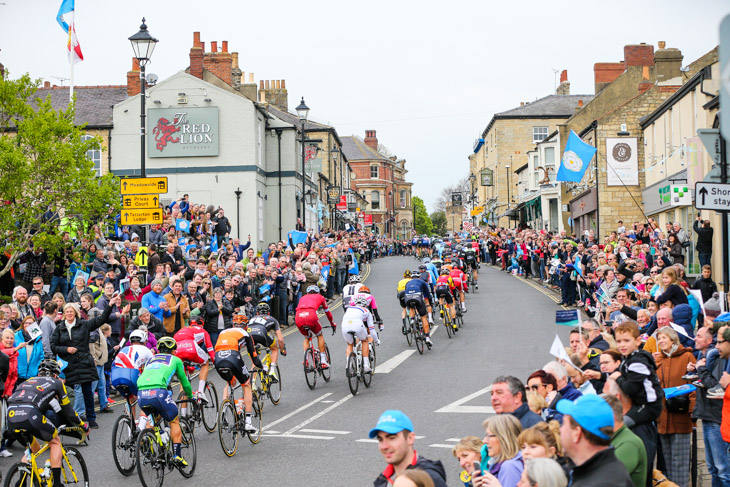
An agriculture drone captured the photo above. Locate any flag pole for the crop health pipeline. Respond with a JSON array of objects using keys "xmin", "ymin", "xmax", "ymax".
[{"xmin": 69, "ymin": 10, "xmax": 74, "ymax": 104}]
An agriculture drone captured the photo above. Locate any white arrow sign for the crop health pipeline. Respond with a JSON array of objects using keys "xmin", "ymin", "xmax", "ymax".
[{"xmin": 695, "ymin": 182, "xmax": 730, "ymax": 211}]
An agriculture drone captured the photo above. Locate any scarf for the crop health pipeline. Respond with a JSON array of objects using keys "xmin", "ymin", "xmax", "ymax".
[{"xmin": 662, "ymin": 343, "xmax": 680, "ymax": 357}]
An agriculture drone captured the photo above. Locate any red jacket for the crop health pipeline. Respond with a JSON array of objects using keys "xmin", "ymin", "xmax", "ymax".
[
  {"xmin": 0, "ymin": 343, "xmax": 18, "ymax": 397},
  {"xmin": 174, "ymin": 325, "xmax": 214, "ymax": 361},
  {"xmin": 296, "ymin": 293, "xmax": 334, "ymax": 324}
]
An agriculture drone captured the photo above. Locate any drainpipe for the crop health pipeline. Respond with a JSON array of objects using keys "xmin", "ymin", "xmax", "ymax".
[
  {"xmin": 234, "ymin": 188, "xmax": 242, "ymax": 238},
  {"xmin": 276, "ymin": 129, "xmax": 283, "ymax": 241}
]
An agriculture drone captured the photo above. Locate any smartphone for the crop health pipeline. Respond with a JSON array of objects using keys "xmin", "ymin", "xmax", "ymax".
[
  {"xmin": 650, "ymin": 247, "xmax": 656, "ymax": 255},
  {"xmin": 111, "ymin": 291, "xmax": 120, "ymax": 299},
  {"xmin": 472, "ymin": 461, "xmax": 481, "ymax": 476}
]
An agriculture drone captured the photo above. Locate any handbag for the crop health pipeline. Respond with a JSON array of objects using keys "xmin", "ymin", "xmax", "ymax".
[{"xmin": 665, "ymin": 393, "xmax": 690, "ymax": 414}]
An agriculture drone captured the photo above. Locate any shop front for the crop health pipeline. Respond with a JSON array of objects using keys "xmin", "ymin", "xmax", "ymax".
[{"xmin": 569, "ymin": 188, "xmax": 597, "ymax": 236}]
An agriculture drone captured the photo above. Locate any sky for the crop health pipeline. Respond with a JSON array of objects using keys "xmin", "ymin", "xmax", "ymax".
[{"xmin": 1, "ymin": 0, "xmax": 729, "ymax": 212}]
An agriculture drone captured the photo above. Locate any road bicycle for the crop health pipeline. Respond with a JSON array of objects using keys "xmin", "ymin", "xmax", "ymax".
[
  {"xmin": 302, "ymin": 325, "xmax": 332, "ymax": 390},
  {"xmin": 437, "ymin": 298, "xmax": 458, "ymax": 339},
  {"xmin": 136, "ymin": 399, "xmax": 197, "ymax": 487},
  {"xmin": 346, "ymin": 331, "xmax": 376, "ymax": 396},
  {"xmin": 217, "ymin": 380, "xmax": 263, "ymax": 457},
  {"xmin": 3, "ymin": 426, "xmax": 89, "ymax": 487},
  {"xmin": 112, "ymin": 395, "xmax": 141, "ymax": 476},
  {"xmin": 406, "ymin": 301, "xmax": 429, "ymax": 355},
  {"xmin": 251, "ymin": 345, "xmax": 282, "ymax": 408},
  {"xmin": 177, "ymin": 361, "xmax": 219, "ymax": 433},
  {"xmin": 466, "ymin": 266, "xmax": 477, "ymax": 293}
]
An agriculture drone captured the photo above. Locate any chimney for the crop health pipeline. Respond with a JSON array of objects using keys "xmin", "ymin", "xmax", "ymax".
[
  {"xmin": 593, "ymin": 62, "xmax": 625, "ymax": 93},
  {"xmin": 364, "ymin": 130, "xmax": 378, "ymax": 150},
  {"xmin": 210, "ymin": 41, "xmax": 218, "ymax": 53},
  {"xmin": 127, "ymin": 58, "xmax": 141, "ymax": 96},
  {"xmin": 44, "ymin": 81, "xmax": 51, "ymax": 88},
  {"xmin": 258, "ymin": 79, "xmax": 288, "ymax": 111},
  {"xmin": 231, "ymin": 52, "xmax": 242, "ymax": 91},
  {"xmin": 556, "ymin": 69, "xmax": 570, "ymax": 95},
  {"xmin": 624, "ymin": 43, "xmax": 655, "ymax": 68},
  {"xmin": 189, "ymin": 32, "xmax": 204, "ymax": 80},
  {"xmin": 654, "ymin": 43, "xmax": 683, "ymax": 83},
  {"xmin": 575, "ymin": 99, "xmax": 584, "ymax": 113},
  {"xmin": 222, "ymin": 41, "xmax": 228, "ymax": 52},
  {"xmin": 240, "ymin": 72, "xmax": 257, "ymax": 101},
  {"xmin": 200, "ymin": 35, "xmax": 232, "ymax": 85}
]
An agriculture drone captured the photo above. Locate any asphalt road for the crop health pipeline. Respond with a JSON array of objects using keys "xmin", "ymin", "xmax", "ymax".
[{"xmin": 0, "ymin": 257, "xmax": 574, "ymax": 486}]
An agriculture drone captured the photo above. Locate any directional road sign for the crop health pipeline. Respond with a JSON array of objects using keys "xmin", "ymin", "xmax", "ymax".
[
  {"xmin": 120, "ymin": 208, "xmax": 164, "ymax": 225},
  {"xmin": 120, "ymin": 177, "xmax": 168, "ymax": 195},
  {"xmin": 122, "ymin": 194, "xmax": 160, "ymax": 209},
  {"xmin": 695, "ymin": 182, "xmax": 730, "ymax": 211}
]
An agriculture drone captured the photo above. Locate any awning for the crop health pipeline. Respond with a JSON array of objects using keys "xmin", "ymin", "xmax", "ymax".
[{"xmin": 496, "ymin": 208, "xmax": 517, "ymax": 219}]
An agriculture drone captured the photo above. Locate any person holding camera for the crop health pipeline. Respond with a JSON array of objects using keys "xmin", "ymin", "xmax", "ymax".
[
  {"xmin": 212, "ymin": 208, "xmax": 231, "ymax": 248},
  {"xmin": 693, "ymin": 215, "xmax": 713, "ymax": 267}
]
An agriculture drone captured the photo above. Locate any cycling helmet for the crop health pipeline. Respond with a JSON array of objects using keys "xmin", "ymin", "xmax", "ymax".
[
  {"xmin": 403, "ymin": 270, "xmax": 412, "ymax": 278},
  {"xmin": 422, "ymin": 257, "xmax": 431, "ymax": 264},
  {"xmin": 232, "ymin": 314, "xmax": 250, "ymax": 327},
  {"xmin": 358, "ymin": 286, "xmax": 371, "ymax": 294},
  {"xmin": 129, "ymin": 329, "xmax": 147, "ymax": 344},
  {"xmin": 157, "ymin": 336, "xmax": 177, "ymax": 354},
  {"xmin": 353, "ymin": 296, "xmax": 369, "ymax": 308},
  {"xmin": 418, "ymin": 264, "xmax": 427, "ymax": 271},
  {"xmin": 38, "ymin": 359, "xmax": 61, "ymax": 377},
  {"xmin": 256, "ymin": 302, "xmax": 271, "ymax": 315},
  {"xmin": 440, "ymin": 268, "xmax": 450, "ymax": 275},
  {"xmin": 306, "ymin": 285, "xmax": 320, "ymax": 294},
  {"xmin": 348, "ymin": 275, "xmax": 362, "ymax": 284}
]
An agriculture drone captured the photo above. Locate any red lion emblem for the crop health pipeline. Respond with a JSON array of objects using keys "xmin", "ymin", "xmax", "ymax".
[{"xmin": 152, "ymin": 117, "xmax": 180, "ymax": 151}]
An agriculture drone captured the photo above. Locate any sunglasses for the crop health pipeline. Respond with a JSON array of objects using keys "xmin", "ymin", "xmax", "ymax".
[{"xmin": 528, "ymin": 384, "xmax": 546, "ymax": 391}]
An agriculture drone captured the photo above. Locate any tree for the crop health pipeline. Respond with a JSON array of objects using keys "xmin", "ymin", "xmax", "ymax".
[
  {"xmin": 0, "ymin": 72, "xmax": 121, "ymax": 278},
  {"xmin": 377, "ymin": 143, "xmax": 395, "ymax": 159},
  {"xmin": 430, "ymin": 211, "xmax": 447, "ymax": 235},
  {"xmin": 412, "ymin": 196, "xmax": 433, "ymax": 235},
  {"xmin": 434, "ymin": 177, "xmax": 471, "ymax": 213}
]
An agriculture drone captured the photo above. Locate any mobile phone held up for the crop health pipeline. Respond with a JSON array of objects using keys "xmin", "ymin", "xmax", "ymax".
[{"xmin": 472, "ymin": 461, "xmax": 481, "ymax": 476}]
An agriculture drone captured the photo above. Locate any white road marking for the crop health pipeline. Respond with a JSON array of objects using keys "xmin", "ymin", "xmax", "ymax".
[
  {"xmin": 377, "ymin": 350, "xmax": 416, "ymax": 374},
  {"xmin": 262, "ymin": 392, "xmax": 332, "ymax": 431},
  {"xmin": 356, "ymin": 439, "xmax": 379, "ymax": 443},
  {"xmin": 299, "ymin": 429, "xmax": 350, "ymax": 435},
  {"xmin": 435, "ymin": 385, "xmax": 495, "ymax": 414},
  {"xmin": 429, "ymin": 444, "xmax": 457, "ymax": 449},
  {"xmin": 265, "ymin": 430, "xmax": 281, "ymax": 434},
  {"xmin": 321, "ymin": 400, "xmax": 335, "ymax": 403},
  {"xmin": 445, "ymin": 438, "xmax": 461, "ymax": 442},
  {"xmin": 264, "ymin": 433, "xmax": 335, "ymax": 440},
  {"xmin": 283, "ymin": 394, "xmax": 354, "ymax": 435}
]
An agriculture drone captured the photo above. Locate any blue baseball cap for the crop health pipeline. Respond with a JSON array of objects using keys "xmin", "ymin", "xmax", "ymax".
[
  {"xmin": 714, "ymin": 312, "xmax": 730, "ymax": 323},
  {"xmin": 556, "ymin": 395, "xmax": 614, "ymax": 440},
  {"xmin": 368, "ymin": 410, "xmax": 414, "ymax": 438}
]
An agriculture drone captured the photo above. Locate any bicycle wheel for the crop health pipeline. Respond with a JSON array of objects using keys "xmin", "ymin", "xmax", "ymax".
[
  {"xmin": 3, "ymin": 462, "xmax": 39, "ymax": 487},
  {"xmin": 177, "ymin": 390, "xmax": 194, "ymax": 431},
  {"xmin": 362, "ymin": 350, "xmax": 373, "ymax": 389},
  {"xmin": 346, "ymin": 353, "xmax": 359, "ymax": 396},
  {"xmin": 251, "ymin": 370, "xmax": 264, "ymax": 414},
  {"xmin": 112, "ymin": 414, "xmax": 137, "ymax": 476},
  {"xmin": 414, "ymin": 320, "xmax": 424, "ymax": 355},
  {"xmin": 456, "ymin": 312, "xmax": 464, "ymax": 330},
  {"xmin": 217, "ymin": 399, "xmax": 239, "ymax": 457},
  {"xmin": 268, "ymin": 363, "xmax": 282, "ymax": 405},
  {"xmin": 404, "ymin": 318, "xmax": 413, "ymax": 346},
  {"xmin": 303, "ymin": 348, "xmax": 317, "ymax": 390},
  {"xmin": 136, "ymin": 429, "xmax": 164, "ymax": 487},
  {"xmin": 321, "ymin": 344, "xmax": 332, "ymax": 382},
  {"xmin": 247, "ymin": 398, "xmax": 263, "ymax": 444},
  {"xmin": 202, "ymin": 381, "xmax": 219, "ymax": 432},
  {"xmin": 61, "ymin": 446, "xmax": 89, "ymax": 486},
  {"xmin": 369, "ymin": 342, "xmax": 376, "ymax": 372},
  {"xmin": 178, "ymin": 417, "xmax": 197, "ymax": 478}
]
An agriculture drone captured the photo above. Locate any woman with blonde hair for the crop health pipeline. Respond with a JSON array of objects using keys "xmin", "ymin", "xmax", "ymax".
[
  {"xmin": 517, "ymin": 421, "xmax": 562, "ymax": 461},
  {"xmin": 472, "ymin": 415, "xmax": 523, "ymax": 487},
  {"xmin": 516, "ymin": 458, "xmax": 567, "ymax": 487},
  {"xmin": 452, "ymin": 436, "xmax": 487, "ymax": 486},
  {"xmin": 525, "ymin": 391, "xmax": 547, "ymax": 416},
  {"xmin": 656, "ymin": 266, "xmax": 688, "ymax": 307}
]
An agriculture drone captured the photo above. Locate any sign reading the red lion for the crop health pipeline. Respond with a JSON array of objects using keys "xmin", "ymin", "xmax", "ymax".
[{"xmin": 148, "ymin": 107, "xmax": 219, "ymax": 158}]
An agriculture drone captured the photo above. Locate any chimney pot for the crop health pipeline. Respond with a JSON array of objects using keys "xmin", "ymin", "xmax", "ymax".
[
  {"xmin": 260, "ymin": 80, "xmax": 264, "ymax": 89},
  {"xmin": 250, "ymin": 73, "xmax": 254, "ymax": 83},
  {"xmin": 211, "ymin": 41, "xmax": 217, "ymax": 53},
  {"xmin": 578, "ymin": 100, "xmax": 583, "ymax": 107},
  {"xmin": 200, "ymin": 41, "xmax": 205, "ymax": 52},
  {"xmin": 560, "ymin": 70, "xmax": 568, "ymax": 83},
  {"xmin": 265, "ymin": 80, "xmax": 270, "ymax": 89},
  {"xmin": 222, "ymin": 41, "xmax": 228, "ymax": 52},
  {"xmin": 44, "ymin": 81, "xmax": 50, "ymax": 88},
  {"xmin": 520, "ymin": 102, "xmax": 524, "ymax": 106},
  {"xmin": 231, "ymin": 52, "xmax": 239, "ymax": 69},
  {"xmin": 281, "ymin": 80, "xmax": 286, "ymax": 89},
  {"xmin": 658, "ymin": 41, "xmax": 666, "ymax": 49},
  {"xmin": 193, "ymin": 32, "xmax": 201, "ymax": 48},
  {"xmin": 276, "ymin": 80, "xmax": 281, "ymax": 89}
]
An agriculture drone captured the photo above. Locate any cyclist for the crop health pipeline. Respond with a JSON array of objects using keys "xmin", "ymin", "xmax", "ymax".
[
  {"xmin": 397, "ymin": 270, "xmax": 413, "ymax": 333},
  {"xmin": 137, "ymin": 336, "xmax": 193, "ymax": 468},
  {"xmin": 7, "ymin": 359, "xmax": 88, "ymax": 487},
  {"xmin": 404, "ymin": 269, "xmax": 434, "ymax": 347},
  {"xmin": 464, "ymin": 243, "xmax": 478, "ymax": 289},
  {"xmin": 449, "ymin": 264, "xmax": 468, "ymax": 313},
  {"xmin": 434, "ymin": 269, "xmax": 457, "ymax": 322},
  {"xmin": 422, "ymin": 235, "xmax": 431, "ymax": 257},
  {"xmin": 213, "ymin": 319, "xmax": 263, "ymax": 433},
  {"xmin": 342, "ymin": 274, "xmax": 364, "ymax": 309},
  {"xmin": 173, "ymin": 318, "xmax": 215, "ymax": 403},
  {"xmin": 341, "ymin": 296, "xmax": 379, "ymax": 373},
  {"xmin": 295, "ymin": 285, "xmax": 337, "ymax": 368},
  {"xmin": 422, "ymin": 258, "xmax": 439, "ymax": 285},
  {"xmin": 353, "ymin": 285, "xmax": 384, "ymax": 332},
  {"xmin": 111, "ymin": 329, "xmax": 154, "ymax": 423},
  {"xmin": 246, "ymin": 302, "xmax": 287, "ymax": 382}
]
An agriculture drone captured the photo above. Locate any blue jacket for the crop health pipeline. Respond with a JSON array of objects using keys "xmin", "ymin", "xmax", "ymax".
[
  {"xmin": 426, "ymin": 263, "xmax": 439, "ymax": 284},
  {"xmin": 15, "ymin": 330, "xmax": 44, "ymax": 379},
  {"xmin": 141, "ymin": 290, "xmax": 171, "ymax": 322},
  {"xmin": 405, "ymin": 278, "xmax": 432, "ymax": 301}
]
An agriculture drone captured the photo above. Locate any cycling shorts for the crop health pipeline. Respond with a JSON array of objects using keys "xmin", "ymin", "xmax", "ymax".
[
  {"xmin": 435, "ymin": 286, "xmax": 454, "ymax": 304},
  {"xmin": 405, "ymin": 293, "xmax": 428, "ymax": 317},
  {"xmin": 111, "ymin": 367, "xmax": 141, "ymax": 397},
  {"xmin": 7, "ymin": 405, "xmax": 58, "ymax": 442},
  {"xmin": 247, "ymin": 324, "xmax": 274, "ymax": 348},
  {"xmin": 451, "ymin": 278, "xmax": 465, "ymax": 291},
  {"xmin": 468, "ymin": 260, "xmax": 478, "ymax": 270},
  {"xmin": 397, "ymin": 291, "xmax": 406, "ymax": 309},
  {"xmin": 295, "ymin": 309, "xmax": 322, "ymax": 337},
  {"xmin": 176, "ymin": 340, "xmax": 208, "ymax": 365},
  {"xmin": 341, "ymin": 318, "xmax": 368, "ymax": 344},
  {"xmin": 138, "ymin": 388, "xmax": 178, "ymax": 422},
  {"xmin": 214, "ymin": 350, "xmax": 250, "ymax": 385}
]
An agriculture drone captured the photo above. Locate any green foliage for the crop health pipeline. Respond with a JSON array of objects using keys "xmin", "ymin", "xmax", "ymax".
[
  {"xmin": 0, "ymin": 71, "xmax": 121, "ymax": 277},
  {"xmin": 412, "ymin": 196, "xmax": 433, "ymax": 235},
  {"xmin": 430, "ymin": 211, "xmax": 447, "ymax": 235}
]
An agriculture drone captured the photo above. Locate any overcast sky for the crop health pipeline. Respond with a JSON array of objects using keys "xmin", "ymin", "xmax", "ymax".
[{"xmin": 2, "ymin": 1, "xmax": 728, "ymax": 212}]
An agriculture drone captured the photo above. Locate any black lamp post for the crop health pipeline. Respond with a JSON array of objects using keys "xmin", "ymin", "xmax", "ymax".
[
  {"xmin": 128, "ymin": 18, "xmax": 158, "ymax": 178},
  {"xmin": 469, "ymin": 172, "xmax": 477, "ymax": 227},
  {"xmin": 330, "ymin": 145, "xmax": 339, "ymax": 231},
  {"xmin": 296, "ymin": 97, "xmax": 310, "ymax": 229}
]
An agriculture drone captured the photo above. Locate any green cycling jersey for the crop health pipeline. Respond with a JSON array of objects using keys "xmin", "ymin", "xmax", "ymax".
[{"xmin": 137, "ymin": 353, "xmax": 193, "ymax": 398}]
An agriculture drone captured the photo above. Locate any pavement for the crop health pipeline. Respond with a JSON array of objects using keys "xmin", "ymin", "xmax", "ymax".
[{"xmin": 0, "ymin": 258, "xmax": 632, "ymax": 485}]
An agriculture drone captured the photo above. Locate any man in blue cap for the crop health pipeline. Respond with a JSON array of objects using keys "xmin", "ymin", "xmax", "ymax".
[
  {"xmin": 557, "ymin": 395, "xmax": 633, "ymax": 487},
  {"xmin": 370, "ymin": 410, "xmax": 447, "ymax": 487}
]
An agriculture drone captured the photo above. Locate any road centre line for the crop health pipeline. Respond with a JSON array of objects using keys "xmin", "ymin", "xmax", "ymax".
[
  {"xmin": 283, "ymin": 394, "xmax": 354, "ymax": 435},
  {"xmin": 376, "ymin": 350, "xmax": 416, "ymax": 374},
  {"xmin": 263, "ymin": 392, "xmax": 332, "ymax": 431}
]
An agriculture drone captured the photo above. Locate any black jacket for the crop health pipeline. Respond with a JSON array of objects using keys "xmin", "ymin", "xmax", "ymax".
[
  {"xmin": 126, "ymin": 315, "xmax": 166, "ymax": 340},
  {"xmin": 203, "ymin": 299, "xmax": 233, "ymax": 335},
  {"xmin": 373, "ymin": 452, "xmax": 447, "ymax": 487},
  {"xmin": 693, "ymin": 349, "xmax": 723, "ymax": 424},
  {"xmin": 694, "ymin": 220, "xmax": 713, "ymax": 254},
  {"xmin": 510, "ymin": 402, "xmax": 543, "ymax": 429},
  {"xmin": 568, "ymin": 447, "xmax": 633, "ymax": 487},
  {"xmin": 692, "ymin": 277, "xmax": 718, "ymax": 303},
  {"xmin": 50, "ymin": 304, "xmax": 113, "ymax": 386}
]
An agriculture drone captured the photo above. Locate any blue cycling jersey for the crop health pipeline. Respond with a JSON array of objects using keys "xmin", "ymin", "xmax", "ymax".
[{"xmin": 404, "ymin": 278, "xmax": 432, "ymax": 301}]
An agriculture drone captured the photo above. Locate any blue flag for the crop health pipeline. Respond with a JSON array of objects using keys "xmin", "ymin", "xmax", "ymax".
[
  {"xmin": 56, "ymin": 0, "xmax": 74, "ymax": 32},
  {"xmin": 348, "ymin": 248, "xmax": 359, "ymax": 275},
  {"xmin": 176, "ymin": 219, "xmax": 191, "ymax": 233},
  {"xmin": 556, "ymin": 309, "xmax": 580, "ymax": 327},
  {"xmin": 178, "ymin": 237, "xmax": 186, "ymax": 247},
  {"xmin": 210, "ymin": 237, "xmax": 218, "ymax": 253},
  {"xmin": 556, "ymin": 130, "xmax": 597, "ymax": 183},
  {"xmin": 289, "ymin": 230, "xmax": 308, "ymax": 246}
]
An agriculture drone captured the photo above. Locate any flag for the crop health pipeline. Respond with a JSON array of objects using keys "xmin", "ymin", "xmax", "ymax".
[
  {"xmin": 57, "ymin": 0, "xmax": 84, "ymax": 65},
  {"xmin": 556, "ymin": 309, "xmax": 580, "ymax": 327},
  {"xmin": 289, "ymin": 230, "xmax": 308, "ymax": 246},
  {"xmin": 210, "ymin": 237, "xmax": 218, "ymax": 253},
  {"xmin": 556, "ymin": 130, "xmax": 596, "ymax": 182},
  {"xmin": 176, "ymin": 219, "xmax": 191, "ymax": 233},
  {"xmin": 348, "ymin": 248, "xmax": 359, "ymax": 275}
]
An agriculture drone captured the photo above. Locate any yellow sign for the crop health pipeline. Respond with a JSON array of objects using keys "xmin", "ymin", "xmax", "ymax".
[
  {"xmin": 120, "ymin": 177, "xmax": 168, "ymax": 195},
  {"xmin": 120, "ymin": 209, "xmax": 164, "ymax": 225},
  {"xmin": 471, "ymin": 206, "xmax": 484, "ymax": 216},
  {"xmin": 122, "ymin": 194, "xmax": 160, "ymax": 209},
  {"xmin": 134, "ymin": 246, "xmax": 149, "ymax": 267}
]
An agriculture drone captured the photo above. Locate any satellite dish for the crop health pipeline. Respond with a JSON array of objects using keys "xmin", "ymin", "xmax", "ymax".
[{"xmin": 146, "ymin": 73, "xmax": 159, "ymax": 85}]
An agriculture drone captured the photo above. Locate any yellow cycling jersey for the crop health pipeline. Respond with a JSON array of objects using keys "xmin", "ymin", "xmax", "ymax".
[{"xmin": 397, "ymin": 278, "xmax": 411, "ymax": 293}]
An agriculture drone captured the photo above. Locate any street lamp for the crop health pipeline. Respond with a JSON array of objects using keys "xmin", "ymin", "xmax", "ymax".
[
  {"xmin": 505, "ymin": 165, "xmax": 511, "ymax": 209},
  {"xmin": 388, "ymin": 191, "xmax": 393, "ymax": 238},
  {"xmin": 128, "ymin": 18, "xmax": 158, "ymax": 178},
  {"xmin": 469, "ymin": 173, "xmax": 477, "ymax": 228},
  {"xmin": 330, "ymin": 145, "xmax": 340, "ymax": 231},
  {"xmin": 296, "ymin": 97, "xmax": 310, "ymax": 228}
]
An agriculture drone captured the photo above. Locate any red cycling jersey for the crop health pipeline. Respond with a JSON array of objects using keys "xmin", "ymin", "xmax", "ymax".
[
  {"xmin": 295, "ymin": 293, "xmax": 334, "ymax": 337},
  {"xmin": 435, "ymin": 275, "xmax": 455, "ymax": 290},
  {"xmin": 174, "ymin": 325, "xmax": 215, "ymax": 362},
  {"xmin": 449, "ymin": 269, "xmax": 466, "ymax": 290}
]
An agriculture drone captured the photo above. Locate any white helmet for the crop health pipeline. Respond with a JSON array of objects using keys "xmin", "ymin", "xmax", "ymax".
[{"xmin": 129, "ymin": 329, "xmax": 148, "ymax": 344}]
